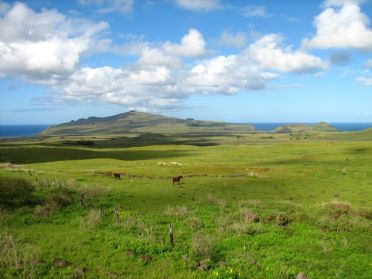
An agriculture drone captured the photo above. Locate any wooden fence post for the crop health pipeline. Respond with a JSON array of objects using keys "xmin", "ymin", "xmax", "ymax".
[
  {"xmin": 115, "ymin": 206, "xmax": 120, "ymax": 224},
  {"xmin": 100, "ymin": 207, "xmax": 104, "ymax": 217},
  {"xmin": 169, "ymin": 223, "xmax": 174, "ymax": 250},
  {"xmin": 80, "ymin": 194, "xmax": 86, "ymax": 208}
]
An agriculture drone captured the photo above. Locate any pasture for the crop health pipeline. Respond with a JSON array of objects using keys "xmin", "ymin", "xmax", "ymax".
[{"xmin": 0, "ymin": 133, "xmax": 371, "ymax": 278}]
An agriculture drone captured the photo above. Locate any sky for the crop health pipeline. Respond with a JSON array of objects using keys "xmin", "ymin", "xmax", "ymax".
[{"xmin": 0, "ymin": 0, "xmax": 371, "ymax": 124}]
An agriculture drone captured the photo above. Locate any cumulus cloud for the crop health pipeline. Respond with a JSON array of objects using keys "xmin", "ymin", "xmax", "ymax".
[
  {"xmin": 175, "ymin": 0, "xmax": 220, "ymax": 11},
  {"xmin": 50, "ymin": 32, "xmax": 324, "ymax": 109},
  {"xmin": 303, "ymin": 0, "xmax": 372, "ymax": 51},
  {"xmin": 162, "ymin": 29, "xmax": 206, "ymax": 57},
  {"xmin": 0, "ymin": 2, "xmax": 109, "ymax": 80},
  {"xmin": 0, "ymin": 3, "xmax": 326, "ymax": 110},
  {"xmin": 78, "ymin": 0, "xmax": 134, "ymax": 14},
  {"xmin": 219, "ymin": 31, "xmax": 246, "ymax": 48},
  {"xmin": 242, "ymin": 5, "xmax": 268, "ymax": 17},
  {"xmin": 247, "ymin": 34, "xmax": 327, "ymax": 73}
]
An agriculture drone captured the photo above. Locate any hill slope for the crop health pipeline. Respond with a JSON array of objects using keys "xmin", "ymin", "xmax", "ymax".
[
  {"xmin": 274, "ymin": 122, "xmax": 338, "ymax": 133},
  {"xmin": 41, "ymin": 110, "xmax": 255, "ymax": 136}
]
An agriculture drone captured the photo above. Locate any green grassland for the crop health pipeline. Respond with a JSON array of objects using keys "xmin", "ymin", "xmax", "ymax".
[{"xmin": 0, "ymin": 131, "xmax": 371, "ymax": 278}]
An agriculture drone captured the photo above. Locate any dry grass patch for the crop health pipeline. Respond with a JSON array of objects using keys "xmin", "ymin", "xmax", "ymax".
[
  {"xmin": 327, "ymin": 200, "xmax": 351, "ymax": 219},
  {"xmin": 192, "ymin": 231, "xmax": 214, "ymax": 258},
  {"xmin": 207, "ymin": 194, "xmax": 226, "ymax": 207},
  {"xmin": 240, "ymin": 208, "xmax": 259, "ymax": 224},
  {"xmin": 188, "ymin": 217, "xmax": 203, "ymax": 230},
  {"xmin": 80, "ymin": 209, "xmax": 101, "ymax": 229},
  {"xmin": 163, "ymin": 205, "xmax": 189, "ymax": 218}
]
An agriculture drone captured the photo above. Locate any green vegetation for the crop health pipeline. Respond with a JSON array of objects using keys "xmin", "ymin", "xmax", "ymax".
[
  {"xmin": 0, "ymin": 128, "xmax": 371, "ymax": 278},
  {"xmin": 41, "ymin": 110, "xmax": 255, "ymax": 136}
]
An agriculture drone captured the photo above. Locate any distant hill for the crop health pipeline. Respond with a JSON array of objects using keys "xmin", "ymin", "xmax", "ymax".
[
  {"xmin": 41, "ymin": 110, "xmax": 255, "ymax": 136},
  {"xmin": 274, "ymin": 122, "xmax": 338, "ymax": 133}
]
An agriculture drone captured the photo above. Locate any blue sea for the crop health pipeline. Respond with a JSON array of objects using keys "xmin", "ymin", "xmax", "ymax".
[
  {"xmin": 0, "ymin": 125, "xmax": 50, "ymax": 137},
  {"xmin": 0, "ymin": 123, "xmax": 371, "ymax": 137}
]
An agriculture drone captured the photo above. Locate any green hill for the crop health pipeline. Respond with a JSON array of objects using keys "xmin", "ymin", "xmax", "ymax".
[
  {"xmin": 274, "ymin": 122, "xmax": 337, "ymax": 133},
  {"xmin": 40, "ymin": 110, "xmax": 255, "ymax": 136}
]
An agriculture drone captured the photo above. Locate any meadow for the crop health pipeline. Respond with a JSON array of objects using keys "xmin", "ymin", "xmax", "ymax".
[{"xmin": 0, "ymin": 131, "xmax": 371, "ymax": 278}]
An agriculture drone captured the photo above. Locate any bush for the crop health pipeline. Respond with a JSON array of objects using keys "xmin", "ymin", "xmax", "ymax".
[
  {"xmin": 34, "ymin": 187, "xmax": 76, "ymax": 217},
  {"xmin": 240, "ymin": 208, "xmax": 259, "ymax": 224},
  {"xmin": 0, "ymin": 232, "xmax": 40, "ymax": 277},
  {"xmin": 0, "ymin": 177, "xmax": 35, "ymax": 207},
  {"xmin": 192, "ymin": 231, "xmax": 214, "ymax": 258},
  {"xmin": 327, "ymin": 201, "xmax": 351, "ymax": 219},
  {"xmin": 188, "ymin": 217, "xmax": 203, "ymax": 230},
  {"xmin": 80, "ymin": 209, "xmax": 101, "ymax": 229}
]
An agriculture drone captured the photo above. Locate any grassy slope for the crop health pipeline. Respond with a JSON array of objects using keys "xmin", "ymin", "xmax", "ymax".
[
  {"xmin": 0, "ymin": 133, "xmax": 371, "ymax": 278},
  {"xmin": 41, "ymin": 111, "xmax": 255, "ymax": 136}
]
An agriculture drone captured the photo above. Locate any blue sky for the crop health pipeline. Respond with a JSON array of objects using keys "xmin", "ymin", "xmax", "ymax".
[{"xmin": 0, "ymin": 0, "xmax": 371, "ymax": 124}]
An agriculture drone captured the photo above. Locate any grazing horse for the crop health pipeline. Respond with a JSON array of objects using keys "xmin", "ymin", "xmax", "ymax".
[
  {"xmin": 172, "ymin": 176, "xmax": 183, "ymax": 185},
  {"xmin": 113, "ymin": 173, "xmax": 121, "ymax": 180},
  {"xmin": 106, "ymin": 171, "xmax": 112, "ymax": 178}
]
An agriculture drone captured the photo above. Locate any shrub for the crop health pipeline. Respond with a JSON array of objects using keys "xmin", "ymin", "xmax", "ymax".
[
  {"xmin": 0, "ymin": 232, "xmax": 40, "ymax": 277},
  {"xmin": 192, "ymin": 231, "xmax": 214, "ymax": 258},
  {"xmin": 34, "ymin": 187, "xmax": 76, "ymax": 217},
  {"xmin": 46, "ymin": 187, "xmax": 75, "ymax": 207},
  {"xmin": 276, "ymin": 214, "xmax": 290, "ymax": 226},
  {"xmin": 0, "ymin": 177, "xmax": 35, "ymax": 207},
  {"xmin": 240, "ymin": 208, "xmax": 259, "ymax": 224},
  {"xmin": 327, "ymin": 201, "xmax": 351, "ymax": 219},
  {"xmin": 80, "ymin": 209, "xmax": 101, "ymax": 229},
  {"xmin": 188, "ymin": 217, "xmax": 203, "ymax": 230}
]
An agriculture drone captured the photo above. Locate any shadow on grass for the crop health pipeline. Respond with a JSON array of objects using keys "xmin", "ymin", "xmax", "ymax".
[{"xmin": 0, "ymin": 146, "xmax": 192, "ymax": 164}]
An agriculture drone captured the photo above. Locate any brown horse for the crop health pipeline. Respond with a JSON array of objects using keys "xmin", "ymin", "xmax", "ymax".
[
  {"xmin": 172, "ymin": 176, "xmax": 183, "ymax": 185},
  {"xmin": 106, "ymin": 171, "xmax": 112, "ymax": 178},
  {"xmin": 113, "ymin": 173, "xmax": 121, "ymax": 180}
]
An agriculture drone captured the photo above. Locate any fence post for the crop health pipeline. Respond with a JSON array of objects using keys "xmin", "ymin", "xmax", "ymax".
[
  {"xmin": 115, "ymin": 205, "xmax": 120, "ymax": 224},
  {"xmin": 169, "ymin": 223, "xmax": 174, "ymax": 250},
  {"xmin": 80, "ymin": 194, "xmax": 86, "ymax": 208}
]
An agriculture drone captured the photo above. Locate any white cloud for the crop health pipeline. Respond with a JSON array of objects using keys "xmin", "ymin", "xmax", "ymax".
[
  {"xmin": 247, "ymin": 34, "xmax": 326, "ymax": 73},
  {"xmin": 242, "ymin": 5, "xmax": 268, "ymax": 17},
  {"xmin": 51, "ymin": 32, "xmax": 324, "ymax": 109},
  {"xmin": 162, "ymin": 29, "xmax": 206, "ymax": 57},
  {"xmin": 367, "ymin": 60, "xmax": 372, "ymax": 68},
  {"xmin": 219, "ymin": 31, "xmax": 246, "ymax": 48},
  {"xmin": 0, "ymin": 2, "xmax": 109, "ymax": 79},
  {"xmin": 78, "ymin": 0, "xmax": 134, "ymax": 14},
  {"xmin": 175, "ymin": 0, "xmax": 220, "ymax": 11},
  {"xmin": 0, "ymin": 3, "xmax": 327, "ymax": 110},
  {"xmin": 357, "ymin": 76, "xmax": 372, "ymax": 86},
  {"xmin": 303, "ymin": 0, "xmax": 372, "ymax": 51}
]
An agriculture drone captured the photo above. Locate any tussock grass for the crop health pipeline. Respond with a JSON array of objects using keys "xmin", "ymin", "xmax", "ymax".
[
  {"xmin": 163, "ymin": 205, "xmax": 189, "ymax": 218},
  {"xmin": 192, "ymin": 231, "xmax": 214, "ymax": 258}
]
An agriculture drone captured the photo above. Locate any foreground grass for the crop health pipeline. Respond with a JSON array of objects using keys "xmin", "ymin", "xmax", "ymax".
[{"xmin": 0, "ymin": 137, "xmax": 371, "ymax": 278}]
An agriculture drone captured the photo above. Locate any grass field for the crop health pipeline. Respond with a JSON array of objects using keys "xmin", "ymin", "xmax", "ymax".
[{"xmin": 0, "ymin": 132, "xmax": 371, "ymax": 278}]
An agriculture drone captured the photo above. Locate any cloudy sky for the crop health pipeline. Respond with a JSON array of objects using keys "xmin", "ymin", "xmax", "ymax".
[{"xmin": 0, "ymin": 0, "xmax": 371, "ymax": 124}]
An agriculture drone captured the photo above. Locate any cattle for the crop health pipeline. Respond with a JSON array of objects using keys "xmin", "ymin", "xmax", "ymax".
[
  {"xmin": 113, "ymin": 173, "xmax": 121, "ymax": 180},
  {"xmin": 172, "ymin": 176, "xmax": 183, "ymax": 185}
]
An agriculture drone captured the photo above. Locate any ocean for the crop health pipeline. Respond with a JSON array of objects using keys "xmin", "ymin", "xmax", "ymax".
[
  {"xmin": 0, "ymin": 125, "xmax": 50, "ymax": 137},
  {"xmin": 0, "ymin": 123, "xmax": 371, "ymax": 137}
]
